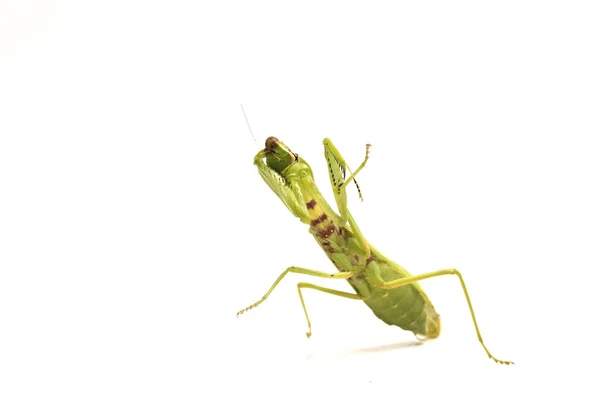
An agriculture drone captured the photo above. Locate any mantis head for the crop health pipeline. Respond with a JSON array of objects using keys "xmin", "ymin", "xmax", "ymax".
[{"xmin": 264, "ymin": 136, "xmax": 299, "ymax": 175}]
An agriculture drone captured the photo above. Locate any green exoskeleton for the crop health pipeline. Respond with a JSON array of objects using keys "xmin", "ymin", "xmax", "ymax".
[{"xmin": 238, "ymin": 137, "xmax": 512, "ymax": 365}]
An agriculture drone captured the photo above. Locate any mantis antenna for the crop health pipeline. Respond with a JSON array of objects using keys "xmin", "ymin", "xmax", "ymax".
[{"xmin": 240, "ymin": 104, "xmax": 259, "ymax": 149}]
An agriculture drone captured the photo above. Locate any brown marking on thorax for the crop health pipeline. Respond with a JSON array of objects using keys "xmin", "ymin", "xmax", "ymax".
[
  {"xmin": 316, "ymin": 223, "xmax": 335, "ymax": 238},
  {"xmin": 305, "ymin": 198, "xmax": 363, "ymax": 271},
  {"xmin": 310, "ymin": 212, "xmax": 335, "ymax": 239},
  {"xmin": 310, "ymin": 213, "xmax": 328, "ymax": 227}
]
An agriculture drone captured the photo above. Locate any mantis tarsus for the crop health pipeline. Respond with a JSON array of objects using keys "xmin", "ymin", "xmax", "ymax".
[{"xmin": 237, "ymin": 136, "xmax": 513, "ymax": 365}]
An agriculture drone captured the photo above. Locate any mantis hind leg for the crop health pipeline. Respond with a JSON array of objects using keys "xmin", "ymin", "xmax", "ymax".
[{"xmin": 372, "ymin": 267, "xmax": 513, "ymax": 365}]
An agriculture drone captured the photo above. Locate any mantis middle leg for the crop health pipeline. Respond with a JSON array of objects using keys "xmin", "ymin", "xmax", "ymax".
[{"xmin": 237, "ymin": 266, "xmax": 363, "ymax": 337}]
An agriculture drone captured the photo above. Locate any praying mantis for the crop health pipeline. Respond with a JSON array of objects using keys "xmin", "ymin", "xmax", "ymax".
[{"xmin": 237, "ymin": 136, "xmax": 512, "ymax": 365}]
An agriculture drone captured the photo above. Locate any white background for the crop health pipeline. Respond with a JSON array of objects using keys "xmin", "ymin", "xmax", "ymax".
[{"xmin": 1, "ymin": 1, "xmax": 599, "ymax": 399}]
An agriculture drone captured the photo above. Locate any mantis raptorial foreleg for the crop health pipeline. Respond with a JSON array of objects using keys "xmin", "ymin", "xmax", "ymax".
[
  {"xmin": 323, "ymin": 138, "xmax": 372, "ymax": 257},
  {"xmin": 367, "ymin": 264, "xmax": 513, "ymax": 365},
  {"xmin": 254, "ymin": 149, "xmax": 311, "ymax": 224},
  {"xmin": 322, "ymin": 138, "xmax": 371, "ymax": 216},
  {"xmin": 340, "ymin": 144, "xmax": 372, "ymax": 193}
]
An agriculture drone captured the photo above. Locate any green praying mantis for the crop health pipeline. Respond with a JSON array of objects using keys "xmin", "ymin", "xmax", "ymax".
[{"xmin": 237, "ymin": 135, "xmax": 513, "ymax": 365}]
